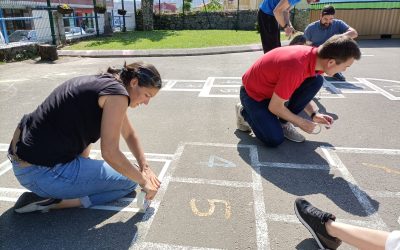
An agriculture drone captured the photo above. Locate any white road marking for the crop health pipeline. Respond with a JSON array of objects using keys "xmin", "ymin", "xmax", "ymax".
[
  {"xmin": 0, "ymin": 160, "xmax": 12, "ymax": 176},
  {"xmin": 137, "ymin": 242, "xmax": 222, "ymax": 250},
  {"xmin": 170, "ymin": 176, "xmax": 252, "ymax": 188},
  {"xmin": 321, "ymin": 148, "xmax": 388, "ymax": 231},
  {"xmin": 267, "ymin": 213, "xmax": 384, "ymax": 230}
]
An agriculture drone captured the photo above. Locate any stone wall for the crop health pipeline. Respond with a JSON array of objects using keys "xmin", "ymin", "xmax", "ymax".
[
  {"xmin": 136, "ymin": 9, "xmax": 311, "ymax": 31},
  {"xmin": 137, "ymin": 10, "xmax": 258, "ymax": 30}
]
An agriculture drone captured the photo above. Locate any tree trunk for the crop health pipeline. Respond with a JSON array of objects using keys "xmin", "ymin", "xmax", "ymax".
[
  {"xmin": 38, "ymin": 44, "xmax": 58, "ymax": 61},
  {"xmin": 141, "ymin": 0, "xmax": 154, "ymax": 31}
]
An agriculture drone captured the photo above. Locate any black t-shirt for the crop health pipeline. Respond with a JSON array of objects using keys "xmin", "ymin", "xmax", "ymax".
[{"xmin": 16, "ymin": 74, "xmax": 130, "ymax": 167}]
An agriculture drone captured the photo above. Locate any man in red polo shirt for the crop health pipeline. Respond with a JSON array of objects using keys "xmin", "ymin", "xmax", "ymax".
[{"xmin": 236, "ymin": 35, "xmax": 361, "ymax": 146}]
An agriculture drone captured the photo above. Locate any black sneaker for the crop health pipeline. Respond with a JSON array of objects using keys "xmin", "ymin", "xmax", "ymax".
[
  {"xmin": 294, "ymin": 198, "xmax": 342, "ymax": 250},
  {"xmin": 14, "ymin": 192, "xmax": 61, "ymax": 214},
  {"xmin": 333, "ymin": 72, "xmax": 346, "ymax": 81}
]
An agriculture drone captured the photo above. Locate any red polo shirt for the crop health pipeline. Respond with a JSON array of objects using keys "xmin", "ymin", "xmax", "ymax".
[{"xmin": 242, "ymin": 45, "xmax": 319, "ymax": 101}]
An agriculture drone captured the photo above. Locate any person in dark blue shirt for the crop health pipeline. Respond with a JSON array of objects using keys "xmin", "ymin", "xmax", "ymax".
[{"xmin": 304, "ymin": 5, "xmax": 358, "ymax": 81}]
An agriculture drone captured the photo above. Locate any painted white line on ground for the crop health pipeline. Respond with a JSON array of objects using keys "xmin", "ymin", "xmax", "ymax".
[
  {"xmin": 170, "ymin": 176, "xmax": 252, "ymax": 188},
  {"xmin": 199, "ymin": 77, "xmax": 215, "ymax": 97},
  {"xmin": 185, "ymin": 142, "xmax": 252, "ymax": 149},
  {"xmin": 249, "ymin": 146, "xmax": 270, "ymax": 250},
  {"xmin": 0, "ymin": 196, "xmax": 17, "ymax": 202},
  {"xmin": 162, "ymin": 89, "xmax": 203, "ymax": 92},
  {"xmin": 331, "ymin": 146, "xmax": 400, "ymax": 155},
  {"xmin": 130, "ymin": 143, "xmax": 186, "ymax": 249},
  {"xmin": 0, "ymin": 79, "xmax": 30, "ymax": 83},
  {"xmin": 0, "ymin": 161, "xmax": 11, "ymax": 176},
  {"xmin": 0, "ymin": 187, "xmax": 27, "ymax": 193},
  {"xmin": 157, "ymin": 160, "xmax": 172, "ymax": 181},
  {"xmin": 341, "ymin": 90, "xmax": 379, "ymax": 94},
  {"xmin": 90, "ymin": 205, "xmax": 140, "ymax": 213},
  {"xmin": 138, "ymin": 242, "xmax": 222, "ymax": 250},
  {"xmin": 321, "ymin": 149, "xmax": 388, "ymax": 231},
  {"xmin": 266, "ymin": 213, "xmax": 383, "ymax": 229},
  {"xmin": 0, "ymin": 143, "xmax": 9, "ymax": 151},
  {"xmin": 205, "ymin": 94, "xmax": 238, "ymax": 98},
  {"xmin": 356, "ymin": 78, "xmax": 399, "ymax": 101},
  {"xmin": 162, "ymin": 80, "xmax": 177, "ymax": 90},
  {"xmin": 365, "ymin": 190, "xmax": 400, "ymax": 198},
  {"xmin": 259, "ymin": 162, "xmax": 330, "ymax": 171},
  {"xmin": 364, "ymin": 78, "xmax": 400, "ymax": 83},
  {"xmin": 212, "ymin": 85, "xmax": 241, "ymax": 87}
]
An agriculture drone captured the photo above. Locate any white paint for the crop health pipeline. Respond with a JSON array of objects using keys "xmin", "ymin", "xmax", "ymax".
[
  {"xmin": 0, "ymin": 187, "xmax": 27, "ymax": 193},
  {"xmin": 157, "ymin": 160, "xmax": 171, "ymax": 181},
  {"xmin": 136, "ymin": 242, "xmax": 222, "ymax": 250},
  {"xmin": 267, "ymin": 213, "xmax": 384, "ymax": 229},
  {"xmin": 0, "ymin": 160, "xmax": 11, "ymax": 176},
  {"xmin": 0, "ymin": 79, "xmax": 30, "ymax": 83},
  {"xmin": 0, "ymin": 143, "xmax": 9, "ymax": 151},
  {"xmin": 198, "ymin": 77, "xmax": 215, "ymax": 97},
  {"xmin": 202, "ymin": 155, "xmax": 236, "ymax": 168},
  {"xmin": 356, "ymin": 78, "xmax": 400, "ymax": 101},
  {"xmin": 248, "ymin": 146, "xmax": 270, "ymax": 250},
  {"xmin": 364, "ymin": 190, "xmax": 400, "ymax": 198},
  {"xmin": 0, "ymin": 196, "xmax": 17, "ymax": 202},
  {"xmin": 170, "ymin": 176, "xmax": 252, "ymax": 188},
  {"xmin": 321, "ymin": 148, "xmax": 388, "ymax": 231},
  {"xmin": 89, "ymin": 205, "xmax": 140, "ymax": 212},
  {"xmin": 332, "ymin": 146, "xmax": 400, "ymax": 155},
  {"xmin": 129, "ymin": 142, "xmax": 186, "ymax": 248}
]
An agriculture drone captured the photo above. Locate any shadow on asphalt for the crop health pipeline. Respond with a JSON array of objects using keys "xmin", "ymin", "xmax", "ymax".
[
  {"xmin": 296, "ymin": 238, "xmax": 321, "ymax": 250},
  {"xmin": 234, "ymin": 130, "xmax": 379, "ymax": 218},
  {"xmin": 0, "ymin": 207, "xmax": 144, "ymax": 249}
]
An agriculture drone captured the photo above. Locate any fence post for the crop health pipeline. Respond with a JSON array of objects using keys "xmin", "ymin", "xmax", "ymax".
[
  {"xmin": 0, "ymin": 8, "xmax": 9, "ymax": 44},
  {"xmin": 46, "ymin": 0, "xmax": 56, "ymax": 45},
  {"xmin": 93, "ymin": 0, "xmax": 100, "ymax": 36}
]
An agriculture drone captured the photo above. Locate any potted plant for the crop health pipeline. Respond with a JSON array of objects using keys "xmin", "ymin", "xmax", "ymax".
[
  {"xmin": 94, "ymin": 4, "xmax": 107, "ymax": 14},
  {"xmin": 117, "ymin": 9, "xmax": 127, "ymax": 15},
  {"xmin": 57, "ymin": 4, "xmax": 73, "ymax": 15}
]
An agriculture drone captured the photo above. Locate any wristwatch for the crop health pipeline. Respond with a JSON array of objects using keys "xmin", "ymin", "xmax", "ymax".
[{"xmin": 311, "ymin": 111, "xmax": 319, "ymax": 120}]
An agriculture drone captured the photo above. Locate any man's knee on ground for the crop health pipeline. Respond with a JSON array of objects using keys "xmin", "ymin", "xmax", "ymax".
[{"xmin": 258, "ymin": 134, "xmax": 284, "ymax": 147}]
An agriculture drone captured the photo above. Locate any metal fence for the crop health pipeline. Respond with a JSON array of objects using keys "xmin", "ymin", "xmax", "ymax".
[{"xmin": 0, "ymin": 0, "xmax": 109, "ymax": 49}]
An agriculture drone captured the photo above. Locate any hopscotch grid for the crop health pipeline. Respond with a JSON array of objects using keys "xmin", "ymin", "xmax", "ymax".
[
  {"xmin": 1, "ymin": 142, "xmax": 397, "ymax": 247},
  {"xmin": 356, "ymin": 78, "xmax": 399, "ymax": 100}
]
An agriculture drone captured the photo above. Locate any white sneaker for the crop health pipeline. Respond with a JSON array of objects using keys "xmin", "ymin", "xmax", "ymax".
[
  {"xmin": 282, "ymin": 122, "xmax": 305, "ymax": 142},
  {"xmin": 235, "ymin": 103, "xmax": 251, "ymax": 132}
]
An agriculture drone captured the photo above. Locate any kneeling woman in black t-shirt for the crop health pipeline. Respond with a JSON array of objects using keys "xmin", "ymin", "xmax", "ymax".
[{"xmin": 8, "ymin": 61, "xmax": 162, "ymax": 213}]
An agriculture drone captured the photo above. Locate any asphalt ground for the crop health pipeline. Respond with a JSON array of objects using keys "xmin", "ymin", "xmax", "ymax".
[{"xmin": 0, "ymin": 39, "xmax": 399, "ymax": 250}]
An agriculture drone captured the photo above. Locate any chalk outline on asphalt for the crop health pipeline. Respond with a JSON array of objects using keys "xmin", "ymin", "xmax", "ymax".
[{"xmin": 1, "ymin": 143, "xmax": 398, "ymax": 249}]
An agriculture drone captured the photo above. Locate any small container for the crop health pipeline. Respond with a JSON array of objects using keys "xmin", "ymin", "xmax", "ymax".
[{"xmin": 136, "ymin": 190, "xmax": 151, "ymax": 212}]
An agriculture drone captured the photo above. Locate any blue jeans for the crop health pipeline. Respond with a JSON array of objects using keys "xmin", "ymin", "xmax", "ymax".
[
  {"xmin": 12, "ymin": 156, "xmax": 137, "ymax": 208},
  {"xmin": 240, "ymin": 76, "xmax": 323, "ymax": 147}
]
